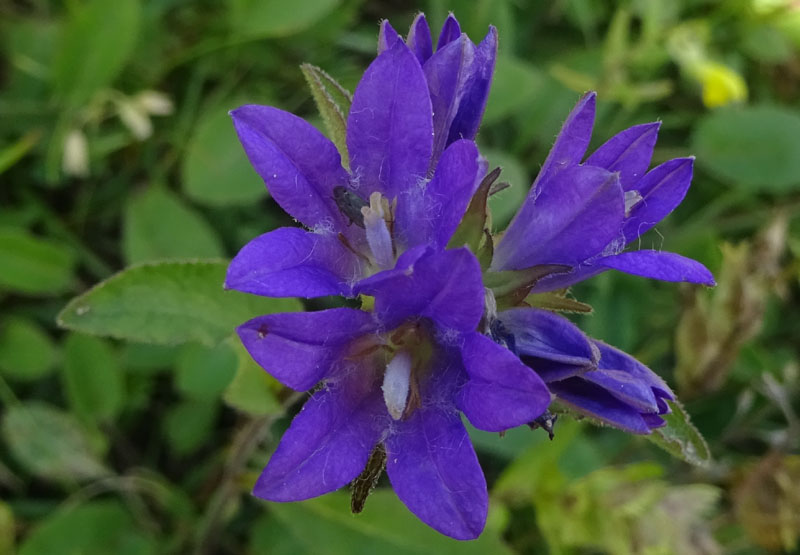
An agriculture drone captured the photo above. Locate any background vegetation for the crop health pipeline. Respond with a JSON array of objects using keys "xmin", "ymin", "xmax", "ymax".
[{"xmin": 2, "ymin": 0, "xmax": 799, "ymax": 553}]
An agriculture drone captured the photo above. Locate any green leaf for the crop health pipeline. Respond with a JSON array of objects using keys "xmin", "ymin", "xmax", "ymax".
[
  {"xmin": 182, "ymin": 109, "xmax": 266, "ymax": 206},
  {"xmin": 223, "ymin": 338, "xmax": 282, "ymax": 415},
  {"xmin": 448, "ymin": 167, "xmax": 501, "ymax": 252},
  {"xmin": 646, "ymin": 400, "xmax": 711, "ymax": 467},
  {"xmin": 123, "ymin": 186, "xmax": 224, "ymax": 264},
  {"xmin": 57, "ymin": 260, "xmax": 301, "ymax": 347},
  {"xmin": 0, "ymin": 501, "xmax": 13, "ymax": 555},
  {"xmin": 175, "ymin": 341, "xmax": 237, "ymax": 401},
  {"xmin": 163, "ymin": 399, "xmax": 219, "ymax": 456},
  {"xmin": 300, "ymin": 64, "xmax": 352, "ymax": 169},
  {"xmin": 19, "ymin": 501, "xmax": 157, "ymax": 555},
  {"xmin": 0, "ymin": 317, "xmax": 58, "ymax": 381},
  {"xmin": 0, "ymin": 228, "xmax": 76, "ymax": 295},
  {"xmin": 482, "ymin": 148, "xmax": 529, "ymax": 229},
  {"xmin": 53, "ymin": 0, "xmax": 141, "ymax": 106},
  {"xmin": 258, "ymin": 491, "xmax": 513, "ymax": 555},
  {"xmin": 62, "ymin": 333, "xmax": 124, "ymax": 423},
  {"xmin": 692, "ymin": 105, "xmax": 800, "ymax": 192},
  {"xmin": 2, "ymin": 403, "xmax": 109, "ymax": 483},
  {"xmin": 229, "ymin": 0, "xmax": 341, "ymax": 39},
  {"xmin": 483, "ymin": 56, "xmax": 544, "ymax": 124}
]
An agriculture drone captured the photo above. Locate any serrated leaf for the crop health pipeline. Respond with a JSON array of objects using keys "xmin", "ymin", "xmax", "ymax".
[
  {"xmin": 19, "ymin": 501, "xmax": 156, "ymax": 555},
  {"xmin": 223, "ymin": 338, "xmax": 282, "ymax": 415},
  {"xmin": 175, "ymin": 341, "xmax": 237, "ymax": 400},
  {"xmin": 259, "ymin": 491, "xmax": 513, "ymax": 555},
  {"xmin": 123, "ymin": 186, "xmax": 224, "ymax": 264},
  {"xmin": 57, "ymin": 260, "xmax": 301, "ymax": 347},
  {"xmin": 0, "ymin": 317, "xmax": 58, "ymax": 381},
  {"xmin": 2, "ymin": 403, "xmax": 109, "ymax": 483},
  {"xmin": 62, "ymin": 333, "xmax": 124, "ymax": 423},
  {"xmin": 692, "ymin": 105, "xmax": 800, "ymax": 192},
  {"xmin": 182, "ymin": 108, "xmax": 266, "ymax": 206},
  {"xmin": 0, "ymin": 228, "xmax": 76, "ymax": 295},
  {"xmin": 53, "ymin": 0, "xmax": 141, "ymax": 107},
  {"xmin": 229, "ymin": 0, "xmax": 341, "ymax": 39},
  {"xmin": 647, "ymin": 400, "xmax": 711, "ymax": 467},
  {"xmin": 300, "ymin": 64, "xmax": 352, "ymax": 169}
]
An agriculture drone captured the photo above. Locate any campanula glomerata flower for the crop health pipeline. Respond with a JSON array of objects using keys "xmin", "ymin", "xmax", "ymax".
[{"xmin": 224, "ymin": 18, "xmax": 543, "ymax": 539}]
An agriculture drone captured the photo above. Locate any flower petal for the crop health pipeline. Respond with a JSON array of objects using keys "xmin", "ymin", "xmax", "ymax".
[
  {"xmin": 436, "ymin": 14, "xmax": 462, "ymax": 50},
  {"xmin": 549, "ymin": 378, "xmax": 653, "ymax": 434},
  {"xmin": 583, "ymin": 369, "xmax": 660, "ymax": 413},
  {"xmin": 423, "ymin": 35, "xmax": 476, "ymax": 165},
  {"xmin": 457, "ymin": 332, "xmax": 551, "ymax": 432},
  {"xmin": 254, "ymin": 370, "xmax": 386, "ymax": 501},
  {"xmin": 500, "ymin": 307, "xmax": 598, "ymax": 366},
  {"xmin": 237, "ymin": 308, "xmax": 377, "ymax": 391},
  {"xmin": 407, "ymin": 13, "xmax": 433, "ymax": 64},
  {"xmin": 230, "ymin": 105, "xmax": 349, "ymax": 230},
  {"xmin": 594, "ymin": 340, "xmax": 674, "ymax": 403},
  {"xmin": 493, "ymin": 165, "xmax": 625, "ymax": 270},
  {"xmin": 395, "ymin": 140, "xmax": 485, "ymax": 250},
  {"xmin": 446, "ymin": 26, "xmax": 498, "ymax": 147},
  {"xmin": 377, "ymin": 20, "xmax": 401, "ymax": 53},
  {"xmin": 225, "ymin": 227, "xmax": 363, "ymax": 298},
  {"xmin": 360, "ymin": 248, "xmax": 484, "ymax": 332},
  {"xmin": 585, "ymin": 122, "xmax": 660, "ymax": 190},
  {"xmin": 385, "ymin": 404, "xmax": 487, "ymax": 540},
  {"xmin": 623, "ymin": 157, "xmax": 694, "ymax": 243},
  {"xmin": 598, "ymin": 250, "xmax": 716, "ymax": 285},
  {"xmin": 347, "ymin": 41, "xmax": 433, "ymax": 200}
]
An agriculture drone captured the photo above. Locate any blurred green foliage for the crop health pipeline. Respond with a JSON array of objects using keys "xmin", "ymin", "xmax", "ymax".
[{"xmin": 2, "ymin": 0, "xmax": 800, "ymax": 553}]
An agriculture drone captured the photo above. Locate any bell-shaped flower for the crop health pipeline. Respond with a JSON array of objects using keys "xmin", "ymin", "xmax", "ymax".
[
  {"xmin": 491, "ymin": 91, "xmax": 715, "ymax": 292},
  {"xmin": 226, "ymin": 39, "xmax": 487, "ymax": 299},
  {"xmin": 238, "ymin": 247, "xmax": 550, "ymax": 540}
]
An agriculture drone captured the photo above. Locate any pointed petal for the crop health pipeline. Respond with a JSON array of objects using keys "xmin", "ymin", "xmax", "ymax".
[
  {"xmin": 500, "ymin": 308, "xmax": 598, "ymax": 367},
  {"xmin": 254, "ymin": 370, "xmax": 386, "ymax": 501},
  {"xmin": 534, "ymin": 91, "xmax": 596, "ymax": 186},
  {"xmin": 457, "ymin": 332, "xmax": 551, "ymax": 432},
  {"xmin": 395, "ymin": 140, "xmax": 485, "ymax": 250},
  {"xmin": 407, "ymin": 13, "xmax": 433, "ymax": 64},
  {"xmin": 359, "ymin": 248, "xmax": 484, "ymax": 332},
  {"xmin": 225, "ymin": 228, "xmax": 362, "ymax": 298},
  {"xmin": 583, "ymin": 369, "xmax": 660, "ymax": 413},
  {"xmin": 493, "ymin": 165, "xmax": 625, "ymax": 270},
  {"xmin": 231, "ymin": 105, "xmax": 349, "ymax": 230},
  {"xmin": 377, "ymin": 20, "xmax": 401, "ymax": 54},
  {"xmin": 598, "ymin": 250, "xmax": 716, "ymax": 285},
  {"xmin": 423, "ymin": 35, "xmax": 476, "ymax": 165},
  {"xmin": 385, "ymin": 404, "xmax": 487, "ymax": 540},
  {"xmin": 446, "ymin": 26, "xmax": 498, "ymax": 146},
  {"xmin": 585, "ymin": 122, "xmax": 660, "ymax": 190},
  {"xmin": 594, "ymin": 340, "xmax": 674, "ymax": 402},
  {"xmin": 237, "ymin": 308, "xmax": 377, "ymax": 391},
  {"xmin": 549, "ymin": 377, "xmax": 652, "ymax": 434},
  {"xmin": 623, "ymin": 157, "xmax": 694, "ymax": 243},
  {"xmin": 436, "ymin": 14, "xmax": 462, "ymax": 50},
  {"xmin": 347, "ymin": 41, "xmax": 433, "ymax": 200}
]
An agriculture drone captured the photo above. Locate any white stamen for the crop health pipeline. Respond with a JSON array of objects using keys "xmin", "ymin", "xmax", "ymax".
[
  {"xmin": 362, "ymin": 192, "xmax": 394, "ymax": 269},
  {"xmin": 382, "ymin": 351, "xmax": 412, "ymax": 420},
  {"xmin": 624, "ymin": 190, "xmax": 643, "ymax": 217}
]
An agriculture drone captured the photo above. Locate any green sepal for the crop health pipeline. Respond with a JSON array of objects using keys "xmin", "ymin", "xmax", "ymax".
[
  {"xmin": 448, "ymin": 167, "xmax": 501, "ymax": 253},
  {"xmin": 646, "ymin": 399, "xmax": 712, "ymax": 467},
  {"xmin": 486, "ymin": 265, "xmax": 570, "ymax": 309},
  {"xmin": 300, "ymin": 63, "xmax": 352, "ymax": 170},
  {"xmin": 525, "ymin": 290, "xmax": 593, "ymax": 313}
]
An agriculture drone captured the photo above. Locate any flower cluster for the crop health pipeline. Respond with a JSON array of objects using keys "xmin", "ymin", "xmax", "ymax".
[{"xmin": 225, "ymin": 13, "xmax": 713, "ymax": 540}]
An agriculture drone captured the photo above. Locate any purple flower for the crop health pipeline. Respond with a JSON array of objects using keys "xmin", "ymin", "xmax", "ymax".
[
  {"xmin": 496, "ymin": 308, "xmax": 675, "ymax": 433},
  {"xmin": 379, "ymin": 13, "xmax": 498, "ymax": 167},
  {"xmin": 238, "ymin": 247, "xmax": 550, "ymax": 539},
  {"xmin": 491, "ymin": 91, "xmax": 715, "ymax": 292},
  {"xmin": 226, "ymin": 37, "xmax": 488, "ymax": 300}
]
